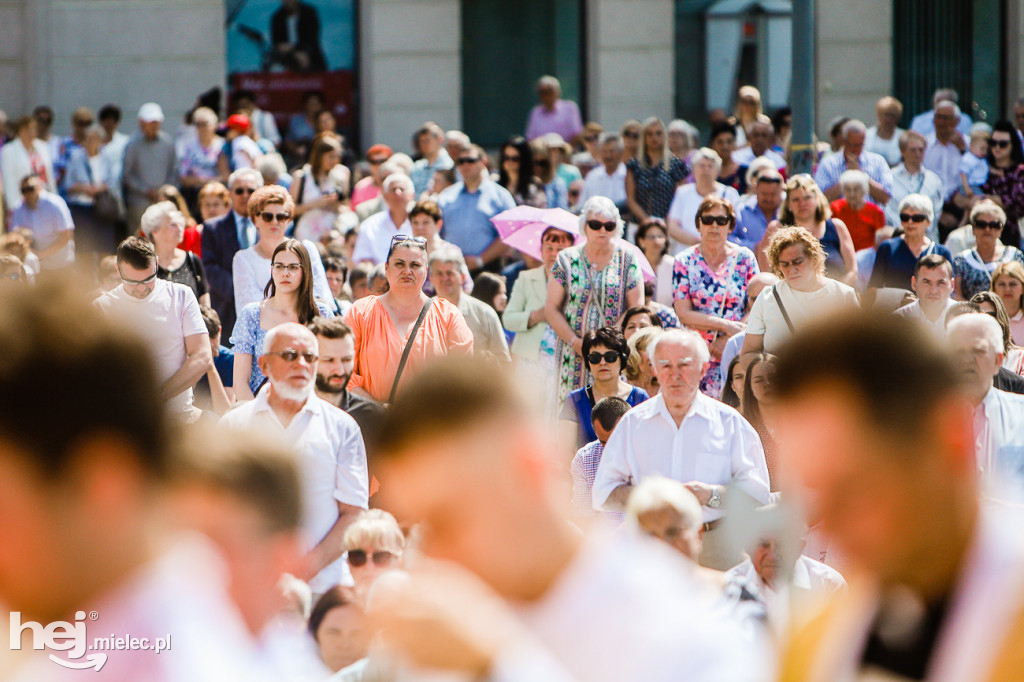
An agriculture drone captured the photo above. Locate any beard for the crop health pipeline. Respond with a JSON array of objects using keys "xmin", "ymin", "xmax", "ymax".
[
  {"xmin": 272, "ymin": 378, "xmax": 314, "ymax": 403},
  {"xmin": 315, "ymin": 372, "xmax": 349, "ymax": 395}
]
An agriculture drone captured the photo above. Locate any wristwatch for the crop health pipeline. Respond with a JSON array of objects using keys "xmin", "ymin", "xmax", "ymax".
[{"xmin": 708, "ymin": 487, "xmax": 722, "ymax": 509}]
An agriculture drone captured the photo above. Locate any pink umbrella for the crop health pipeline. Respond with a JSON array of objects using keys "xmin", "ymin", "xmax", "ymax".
[{"xmin": 493, "ymin": 206, "xmax": 582, "ymax": 261}]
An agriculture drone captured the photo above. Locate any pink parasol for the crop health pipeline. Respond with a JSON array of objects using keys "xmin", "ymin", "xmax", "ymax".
[{"xmin": 492, "ymin": 206, "xmax": 582, "ymax": 261}]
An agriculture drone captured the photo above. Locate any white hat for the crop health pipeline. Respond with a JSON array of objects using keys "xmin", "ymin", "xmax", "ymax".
[{"xmin": 137, "ymin": 103, "xmax": 164, "ymax": 123}]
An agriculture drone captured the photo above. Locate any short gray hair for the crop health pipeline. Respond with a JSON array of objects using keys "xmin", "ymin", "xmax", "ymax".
[
  {"xmin": 257, "ymin": 153, "xmax": 288, "ymax": 183},
  {"xmin": 598, "ymin": 132, "xmax": 623, "ymax": 151},
  {"xmin": 935, "ymin": 100, "xmax": 962, "ymax": 118},
  {"xmin": 140, "ymin": 201, "xmax": 179, "ymax": 238},
  {"xmin": 947, "ymin": 313, "xmax": 1003, "ymax": 357},
  {"xmin": 580, "ymin": 196, "xmax": 622, "ymax": 236},
  {"xmin": 229, "ymin": 167, "xmax": 264, "ymax": 188},
  {"xmin": 839, "ymin": 169, "xmax": 869, "ymax": 194},
  {"xmin": 626, "ymin": 476, "xmax": 703, "ymax": 533},
  {"xmin": 689, "ymin": 147, "xmax": 723, "ymax": 173},
  {"xmin": 428, "ymin": 245, "xmax": 465, "ymax": 270},
  {"xmin": 841, "ymin": 119, "xmax": 868, "ymax": 139},
  {"xmin": 897, "ymin": 193, "xmax": 934, "ymax": 224},
  {"xmin": 970, "ymin": 198, "xmax": 1007, "ymax": 225},
  {"xmin": 382, "ymin": 172, "xmax": 414, "ymax": 194},
  {"xmin": 647, "ymin": 328, "xmax": 710, "ymax": 366},
  {"xmin": 537, "ymin": 75, "xmax": 561, "ymax": 95}
]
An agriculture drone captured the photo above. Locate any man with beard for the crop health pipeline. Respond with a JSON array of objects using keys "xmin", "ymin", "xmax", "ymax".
[{"xmin": 220, "ymin": 322, "xmax": 369, "ymax": 595}]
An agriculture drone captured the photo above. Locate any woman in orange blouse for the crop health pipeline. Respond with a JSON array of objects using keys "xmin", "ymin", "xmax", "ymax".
[{"xmin": 345, "ymin": 235, "xmax": 474, "ymax": 403}]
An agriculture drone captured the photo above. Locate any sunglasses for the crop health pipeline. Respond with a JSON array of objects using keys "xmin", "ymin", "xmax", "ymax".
[
  {"xmin": 587, "ymin": 220, "xmax": 617, "ymax": 232},
  {"xmin": 75, "ymin": 119, "xmax": 94, "ymax": 127},
  {"xmin": 992, "ymin": 139, "xmax": 1012, "ymax": 149},
  {"xmin": 974, "ymin": 220, "xmax": 1004, "ymax": 230},
  {"xmin": 584, "ymin": 135, "xmax": 598, "ymax": 143},
  {"xmin": 20, "ymin": 185, "xmax": 38, "ymax": 194},
  {"xmin": 265, "ymin": 349, "xmax": 318, "ymax": 363},
  {"xmin": 347, "ymin": 549, "xmax": 397, "ymax": 567},
  {"xmin": 899, "ymin": 213, "xmax": 928, "ymax": 223},
  {"xmin": 623, "ymin": 131, "xmax": 640, "ymax": 139},
  {"xmin": 504, "ymin": 155, "xmax": 521, "ymax": 162},
  {"xmin": 120, "ymin": 271, "xmax": 158, "ymax": 286},
  {"xmin": 588, "ymin": 350, "xmax": 620, "ymax": 365},
  {"xmin": 457, "ymin": 157, "xmax": 481, "ymax": 165},
  {"xmin": 757, "ymin": 177, "xmax": 782, "ymax": 185},
  {"xmin": 391, "ymin": 234, "xmax": 428, "ymax": 247},
  {"xmin": 260, "ymin": 211, "xmax": 291, "ymax": 223},
  {"xmin": 233, "ymin": 187, "xmax": 256, "ymax": 195},
  {"xmin": 699, "ymin": 215, "xmax": 731, "ymax": 226}
]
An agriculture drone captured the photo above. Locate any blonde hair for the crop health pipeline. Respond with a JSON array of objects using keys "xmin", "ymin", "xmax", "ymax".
[
  {"xmin": 767, "ymin": 226, "xmax": 827, "ymax": 278},
  {"xmin": 991, "ymin": 261, "xmax": 1024, "ymax": 310},
  {"xmin": 343, "ymin": 509, "xmax": 405, "ymax": 553},
  {"xmin": 625, "ymin": 326, "xmax": 664, "ymax": 381},
  {"xmin": 780, "ymin": 174, "xmax": 831, "ymax": 224}
]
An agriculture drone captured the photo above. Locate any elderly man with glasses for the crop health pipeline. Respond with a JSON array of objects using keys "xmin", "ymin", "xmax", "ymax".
[
  {"xmin": 9, "ymin": 173, "xmax": 75, "ymax": 270},
  {"xmin": 221, "ymin": 321, "xmax": 369, "ymax": 597}
]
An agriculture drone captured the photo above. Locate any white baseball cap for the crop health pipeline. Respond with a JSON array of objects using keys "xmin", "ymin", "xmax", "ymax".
[{"xmin": 137, "ymin": 102, "xmax": 164, "ymax": 123}]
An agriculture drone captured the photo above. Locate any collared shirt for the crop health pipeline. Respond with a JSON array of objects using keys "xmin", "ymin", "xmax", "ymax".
[
  {"xmin": 409, "ymin": 148, "xmax": 454, "ymax": 196},
  {"xmin": 974, "ymin": 387, "xmax": 1024, "ymax": 498},
  {"xmin": 525, "ymin": 99, "xmax": 583, "ymax": 142},
  {"xmin": 580, "ymin": 163, "xmax": 627, "ymax": 206},
  {"xmin": 220, "ymin": 390, "xmax": 369, "ymax": 593},
  {"xmin": 592, "ymin": 392, "xmax": 770, "ymax": 520},
  {"xmin": 725, "ymin": 556, "xmax": 846, "ymax": 634},
  {"xmin": 894, "ymin": 298, "xmax": 956, "ymax": 339},
  {"xmin": 570, "ymin": 441, "xmax": 626, "ymax": 523},
  {"xmin": 732, "ymin": 146, "xmax": 787, "ymax": 173},
  {"xmin": 910, "ymin": 109, "xmax": 974, "ymax": 137},
  {"xmin": 887, "ymin": 163, "xmax": 945, "ymax": 240},
  {"xmin": 924, "ymin": 132, "xmax": 970, "ymax": 199},
  {"xmin": 455, "ymin": 293, "xmax": 511, "ymax": 362},
  {"xmin": 10, "ymin": 190, "xmax": 75, "ymax": 269},
  {"xmin": 437, "ymin": 179, "xmax": 516, "ymax": 256},
  {"xmin": 233, "ymin": 210, "xmax": 256, "ymax": 250},
  {"xmin": 352, "ymin": 209, "xmax": 410, "ymax": 264},
  {"xmin": 732, "ymin": 202, "xmax": 778, "ymax": 251},
  {"xmin": 814, "ymin": 148, "xmax": 894, "ymax": 202}
]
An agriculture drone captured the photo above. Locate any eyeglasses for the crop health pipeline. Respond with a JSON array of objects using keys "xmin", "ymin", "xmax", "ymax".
[
  {"xmin": 457, "ymin": 157, "xmax": 481, "ymax": 165},
  {"xmin": 587, "ymin": 220, "xmax": 617, "ymax": 232},
  {"xmin": 974, "ymin": 220, "xmax": 1004, "ymax": 230},
  {"xmin": 272, "ymin": 263, "xmax": 302, "ymax": 273},
  {"xmin": 75, "ymin": 119, "xmax": 94, "ymax": 127},
  {"xmin": 699, "ymin": 215, "xmax": 731, "ymax": 226},
  {"xmin": 120, "ymin": 270, "xmax": 158, "ymax": 286},
  {"xmin": 265, "ymin": 349, "xmax": 318, "ymax": 363},
  {"xmin": 584, "ymin": 135, "xmax": 598, "ymax": 143},
  {"xmin": 233, "ymin": 187, "xmax": 256, "ymax": 195},
  {"xmin": 899, "ymin": 213, "xmax": 929, "ymax": 223},
  {"xmin": 347, "ymin": 549, "xmax": 398, "ymax": 567},
  {"xmin": 534, "ymin": 159, "xmax": 550, "ymax": 168},
  {"xmin": 587, "ymin": 350, "xmax": 620, "ymax": 365},
  {"xmin": 992, "ymin": 139, "xmax": 1012, "ymax": 149},
  {"xmin": 20, "ymin": 185, "xmax": 38, "ymax": 194},
  {"xmin": 259, "ymin": 211, "xmax": 291, "ymax": 223}
]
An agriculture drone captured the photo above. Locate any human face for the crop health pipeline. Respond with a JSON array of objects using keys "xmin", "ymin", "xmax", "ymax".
[
  {"xmin": 387, "ymin": 246, "xmax": 427, "ymax": 291},
  {"xmin": 326, "ymin": 268, "xmax": 345, "ymax": 299},
  {"xmin": 755, "ymin": 176, "xmax": 783, "ymax": 214},
  {"xmin": 994, "ymin": 275, "xmax": 1024, "ymax": 315},
  {"xmin": 911, "ymin": 266, "xmax": 953, "ymax": 305},
  {"xmin": 638, "ymin": 507, "xmax": 701, "ymax": 560},
  {"xmin": 710, "ymin": 131, "xmax": 736, "ymax": 160},
  {"xmin": 730, "ymin": 360, "xmax": 747, "ymax": 399},
  {"xmin": 876, "ymin": 104, "xmax": 901, "ymax": 129},
  {"xmin": 749, "ymin": 361, "xmax": 776, "ymax": 406},
  {"xmin": 587, "ymin": 343, "xmax": 622, "ymax": 384},
  {"xmin": 19, "ymin": 179, "xmax": 42, "ymax": 209},
  {"xmin": 154, "ymin": 212, "xmax": 185, "ymax": 248},
  {"xmin": 623, "ymin": 313, "xmax": 653, "ymax": 341},
  {"xmin": 946, "ymin": 320, "xmax": 1002, "ymax": 396},
  {"xmin": 230, "ymin": 179, "xmax": 259, "ymax": 215},
  {"xmin": 255, "ymin": 203, "xmax": 292, "ymax": 241},
  {"xmin": 200, "ymin": 195, "xmax": 230, "ymax": 222},
  {"xmin": 622, "ymin": 126, "xmax": 641, "ymax": 154},
  {"xmin": 644, "ymin": 125, "xmax": 665, "ymax": 153},
  {"xmin": 271, "ymin": 249, "xmax": 303, "ymax": 295},
  {"xmin": 972, "ymin": 212, "xmax": 1004, "ymax": 246},
  {"xmin": 140, "ymin": 120, "xmax": 161, "ymax": 139},
  {"xmin": 347, "ymin": 544, "xmax": 401, "ymax": 594},
  {"xmin": 384, "ymin": 181, "xmax": 412, "ymax": 212},
  {"xmin": 584, "ymin": 213, "xmax": 617, "ymax": 246},
  {"xmin": 990, "ymin": 131, "xmax": 1013, "ymax": 164},
  {"xmin": 501, "ymin": 146, "xmax": 520, "ymax": 171},
  {"xmin": 902, "ymin": 137, "xmax": 926, "ymax": 167},
  {"xmin": 933, "ymin": 106, "xmax": 958, "ymax": 138},
  {"xmin": 749, "ymin": 124, "xmax": 771, "ymax": 154},
  {"xmin": 692, "ymin": 156, "xmax": 718, "ymax": 183},
  {"xmin": 696, "ymin": 206, "xmax": 731, "ymax": 245},
  {"xmin": 596, "ymin": 141, "xmax": 617, "ymax": 170},
  {"xmin": 429, "ymin": 260, "xmax": 462, "ymax": 300},
  {"xmin": 787, "ymin": 187, "xmax": 818, "ymax": 222},
  {"xmin": 842, "ymin": 183, "xmax": 866, "ymax": 211},
  {"xmin": 260, "ymin": 328, "xmax": 318, "ymax": 402},
  {"xmin": 118, "ymin": 260, "xmax": 158, "ymax": 299},
  {"xmin": 541, "ymin": 229, "xmax": 572, "ymax": 269},
  {"xmin": 315, "ymin": 335, "xmax": 356, "ymax": 396},
  {"xmin": 316, "ymin": 605, "xmax": 369, "ymax": 672},
  {"xmin": 777, "ymin": 244, "xmax": 814, "ymax": 288},
  {"xmin": 638, "ymin": 224, "xmax": 667, "ymax": 260},
  {"xmin": 456, "ymin": 153, "xmax": 484, "ymax": 182},
  {"xmin": 668, "ymin": 130, "xmax": 688, "ymax": 156},
  {"xmin": 843, "ymin": 130, "xmax": 865, "ymax": 157},
  {"xmin": 969, "ymin": 137, "xmax": 988, "ymax": 159},
  {"xmin": 651, "ymin": 339, "xmax": 705, "ymax": 402},
  {"xmin": 493, "ymin": 281, "xmax": 507, "ymax": 312},
  {"xmin": 750, "ymin": 538, "xmax": 782, "ymax": 588},
  {"xmin": 899, "ymin": 208, "xmax": 930, "ymax": 239},
  {"xmin": 538, "ymin": 85, "xmax": 558, "ymax": 109},
  {"xmin": 410, "ymin": 213, "xmax": 441, "ymax": 240},
  {"xmin": 321, "ymin": 148, "xmax": 342, "ymax": 172},
  {"xmin": 83, "ymin": 130, "xmax": 103, "ymax": 156}
]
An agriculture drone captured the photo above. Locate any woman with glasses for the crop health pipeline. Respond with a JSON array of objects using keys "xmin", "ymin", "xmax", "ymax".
[
  {"xmin": 531, "ymin": 139, "xmax": 569, "ymax": 209},
  {"xmin": 672, "ymin": 196, "xmax": 759, "ymax": 397},
  {"xmin": 141, "ymin": 201, "xmax": 210, "ymax": 307},
  {"xmin": 497, "ymin": 135, "xmax": 545, "ymax": 207},
  {"xmin": 624, "ymin": 117, "xmax": 690, "ymax": 224},
  {"xmin": 953, "ymin": 199, "xmax": 1024, "ymax": 300},
  {"xmin": 342, "ymin": 509, "xmax": 406, "ymax": 597},
  {"xmin": 546, "ymin": 196, "xmax": 644, "ymax": 403},
  {"xmin": 666, "ymin": 147, "xmax": 741, "ymax": 250},
  {"xmin": 991, "ymin": 261, "xmax": 1024, "ymax": 344},
  {"xmin": 344, "ymin": 235, "xmax": 473, "ymax": 404},
  {"xmin": 231, "ymin": 238, "xmax": 332, "ymax": 401},
  {"xmin": 232, "ymin": 185, "xmax": 333, "ymax": 315},
  {"xmin": 981, "ymin": 120, "xmax": 1024, "ymax": 249},
  {"xmin": 868, "ymin": 193, "xmax": 951, "ymax": 292},
  {"xmin": 291, "ymin": 132, "xmax": 354, "ymax": 243},
  {"xmin": 559, "ymin": 327, "xmax": 648, "ymax": 454},
  {"xmin": 970, "ymin": 291, "xmax": 1024, "ymax": 376}
]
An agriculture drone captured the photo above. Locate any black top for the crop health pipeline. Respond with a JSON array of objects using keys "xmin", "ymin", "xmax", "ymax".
[
  {"xmin": 861, "ymin": 591, "xmax": 951, "ymax": 680},
  {"xmin": 158, "ymin": 251, "xmax": 209, "ymax": 304},
  {"xmin": 995, "ymin": 367, "xmax": 1024, "ymax": 394}
]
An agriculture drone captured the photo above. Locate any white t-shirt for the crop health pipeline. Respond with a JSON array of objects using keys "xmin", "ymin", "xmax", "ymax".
[
  {"xmin": 865, "ymin": 126, "xmax": 905, "ymax": 167},
  {"xmin": 666, "ymin": 183, "xmax": 742, "ymax": 252},
  {"xmin": 746, "ymin": 278, "xmax": 860, "ymax": 353},
  {"xmin": 580, "ymin": 163, "xmax": 627, "ymax": 206},
  {"xmin": 352, "ymin": 210, "xmax": 410, "ymax": 265},
  {"xmin": 94, "ymin": 279, "xmax": 206, "ymax": 414}
]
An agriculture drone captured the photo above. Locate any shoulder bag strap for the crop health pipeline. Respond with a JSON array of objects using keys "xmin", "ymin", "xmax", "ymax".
[
  {"xmin": 772, "ymin": 285, "xmax": 796, "ymax": 334},
  {"xmin": 388, "ymin": 298, "xmax": 433, "ymax": 405}
]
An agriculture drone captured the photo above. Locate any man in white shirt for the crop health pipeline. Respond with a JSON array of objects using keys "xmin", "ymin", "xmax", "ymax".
[
  {"xmin": 910, "ymin": 87, "xmax": 974, "ymax": 137},
  {"xmin": 946, "ymin": 313, "xmax": 1024, "ymax": 496},
  {"xmin": 886, "ymin": 130, "xmax": 945, "ymax": 238},
  {"xmin": 580, "ymin": 132, "xmax": 627, "ymax": 207},
  {"xmin": 732, "ymin": 120, "xmax": 787, "ymax": 174},
  {"xmin": 220, "ymin": 323, "xmax": 369, "ymax": 595},
  {"xmin": 593, "ymin": 328, "xmax": 771, "ymax": 569},
  {"xmin": 94, "ymin": 237, "xmax": 211, "ymax": 419},
  {"xmin": 352, "ymin": 172, "xmax": 414, "ymax": 264},
  {"xmin": 923, "ymin": 100, "xmax": 969, "ymax": 202},
  {"xmin": 894, "ymin": 254, "xmax": 956, "ymax": 338},
  {"xmin": 814, "ymin": 119, "xmax": 893, "ymax": 205},
  {"xmin": 429, "ymin": 246, "xmax": 510, "ymax": 362}
]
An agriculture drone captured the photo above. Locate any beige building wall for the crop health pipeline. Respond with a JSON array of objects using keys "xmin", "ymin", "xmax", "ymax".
[{"xmin": 1, "ymin": 0, "xmax": 223, "ymax": 138}]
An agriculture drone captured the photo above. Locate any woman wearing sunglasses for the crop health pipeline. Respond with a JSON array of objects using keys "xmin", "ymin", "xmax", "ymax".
[
  {"xmin": 868, "ymin": 193, "xmax": 951, "ymax": 292},
  {"xmin": 232, "ymin": 185, "xmax": 333, "ymax": 316},
  {"xmin": 342, "ymin": 509, "xmax": 406, "ymax": 598},
  {"xmin": 672, "ymin": 196, "xmax": 759, "ymax": 397},
  {"xmin": 546, "ymin": 196, "xmax": 644, "ymax": 404},
  {"xmin": 232, "ymin": 238, "xmax": 333, "ymax": 400},
  {"xmin": 953, "ymin": 199, "xmax": 1024, "ymax": 301},
  {"xmin": 981, "ymin": 120, "xmax": 1024, "ymax": 249},
  {"xmin": 559, "ymin": 326, "xmax": 649, "ymax": 455}
]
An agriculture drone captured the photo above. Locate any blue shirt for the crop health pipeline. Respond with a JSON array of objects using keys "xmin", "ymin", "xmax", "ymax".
[
  {"xmin": 959, "ymin": 152, "xmax": 989, "ymax": 191},
  {"xmin": 731, "ymin": 202, "xmax": 777, "ymax": 251},
  {"xmin": 437, "ymin": 180, "xmax": 516, "ymax": 256},
  {"xmin": 868, "ymin": 238, "xmax": 952, "ymax": 292},
  {"xmin": 814, "ymin": 149, "xmax": 894, "ymax": 203},
  {"xmin": 563, "ymin": 384, "xmax": 650, "ymax": 450},
  {"xmin": 214, "ymin": 344, "xmax": 234, "ymax": 387},
  {"xmin": 409, "ymin": 149, "xmax": 454, "ymax": 195}
]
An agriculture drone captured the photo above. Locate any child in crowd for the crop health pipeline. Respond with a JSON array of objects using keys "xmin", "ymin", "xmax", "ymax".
[
  {"xmin": 959, "ymin": 127, "xmax": 990, "ymax": 198},
  {"xmin": 570, "ymin": 396, "xmax": 632, "ymax": 523}
]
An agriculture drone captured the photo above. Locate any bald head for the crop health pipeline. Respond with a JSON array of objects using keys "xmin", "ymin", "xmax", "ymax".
[{"xmin": 748, "ymin": 273, "xmax": 779, "ymax": 300}]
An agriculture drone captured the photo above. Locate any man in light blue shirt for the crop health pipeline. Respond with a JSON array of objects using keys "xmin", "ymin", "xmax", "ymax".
[
  {"xmin": 731, "ymin": 169, "xmax": 783, "ymax": 257},
  {"xmin": 910, "ymin": 88, "xmax": 973, "ymax": 138},
  {"xmin": 437, "ymin": 145, "xmax": 516, "ymax": 271},
  {"xmin": 10, "ymin": 174, "xmax": 75, "ymax": 269},
  {"xmin": 409, "ymin": 122, "xmax": 453, "ymax": 196},
  {"xmin": 814, "ymin": 119, "xmax": 893, "ymax": 207}
]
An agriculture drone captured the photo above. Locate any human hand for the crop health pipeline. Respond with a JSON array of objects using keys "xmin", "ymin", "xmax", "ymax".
[
  {"xmin": 719, "ymin": 319, "xmax": 746, "ymax": 337},
  {"xmin": 683, "ymin": 481, "xmax": 716, "ymax": 506},
  {"xmin": 709, "ymin": 334, "xmax": 728, "ymax": 360},
  {"xmin": 844, "ymin": 153, "xmax": 861, "ymax": 171}
]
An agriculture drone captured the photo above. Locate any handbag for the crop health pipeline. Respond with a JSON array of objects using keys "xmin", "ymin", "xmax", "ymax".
[
  {"xmin": 84, "ymin": 158, "xmax": 121, "ymax": 222},
  {"xmin": 388, "ymin": 298, "xmax": 433, "ymax": 405}
]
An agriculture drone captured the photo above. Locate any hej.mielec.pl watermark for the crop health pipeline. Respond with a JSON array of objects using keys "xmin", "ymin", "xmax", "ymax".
[{"xmin": 10, "ymin": 611, "xmax": 171, "ymax": 672}]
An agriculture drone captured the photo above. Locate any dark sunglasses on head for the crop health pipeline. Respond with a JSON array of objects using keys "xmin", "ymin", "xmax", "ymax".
[
  {"xmin": 899, "ymin": 213, "xmax": 928, "ymax": 223},
  {"xmin": 233, "ymin": 187, "xmax": 256, "ymax": 195},
  {"xmin": 368, "ymin": 157, "xmax": 388, "ymax": 165},
  {"xmin": 260, "ymin": 211, "xmax": 291, "ymax": 223},
  {"xmin": 347, "ymin": 549, "xmax": 397, "ymax": 567},
  {"xmin": 588, "ymin": 350, "xmax": 620, "ymax": 365},
  {"xmin": 699, "ymin": 215, "xmax": 731, "ymax": 226},
  {"xmin": 974, "ymin": 219, "xmax": 1004, "ymax": 230},
  {"xmin": 265, "ymin": 349, "xmax": 318, "ymax": 363},
  {"xmin": 457, "ymin": 157, "xmax": 481, "ymax": 165},
  {"xmin": 587, "ymin": 219, "xmax": 617, "ymax": 232},
  {"xmin": 992, "ymin": 140, "xmax": 1012, "ymax": 149}
]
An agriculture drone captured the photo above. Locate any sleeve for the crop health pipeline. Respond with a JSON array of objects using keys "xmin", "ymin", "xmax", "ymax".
[
  {"xmin": 233, "ymin": 251, "xmax": 266, "ymax": 317},
  {"xmin": 191, "ymin": 253, "xmax": 210, "ymax": 297},
  {"xmin": 178, "ymin": 142, "xmax": 194, "ymax": 178},
  {"xmin": 868, "ymin": 243, "xmax": 890, "ymax": 289},
  {"xmin": 559, "ymin": 393, "xmax": 579, "ymax": 423},
  {"xmin": 745, "ymin": 285, "xmax": 770, "ymax": 336},
  {"xmin": 334, "ymin": 420, "xmax": 370, "ymax": 509},
  {"xmin": 876, "ymin": 158, "xmax": 894, "ymax": 195},
  {"xmin": 813, "ymin": 156, "xmax": 835, "ymax": 191},
  {"xmin": 201, "ymin": 223, "xmax": 233, "ymax": 298},
  {"xmin": 230, "ymin": 303, "xmax": 259, "ymax": 352},
  {"xmin": 304, "ymin": 239, "xmax": 334, "ymax": 303},
  {"xmin": 730, "ymin": 416, "xmax": 771, "ymax": 505},
  {"xmin": 179, "ymin": 286, "xmax": 207, "ymax": 337},
  {"xmin": 484, "ymin": 308, "xmax": 511, "ymax": 361},
  {"xmin": 551, "ymin": 251, "xmax": 569, "ymax": 287},
  {"xmin": 667, "ymin": 187, "xmax": 685, "ymax": 224},
  {"xmin": 591, "ymin": 417, "xmax": 635, "ymax": 510},
  {"xmin": 672, "ymin": 253, "xmax": 690, "ymax": 302},
  {"xmin": 343, "ymin": 303, "xmax": 367, "ymax": 391},
  {"xmin": 165, "ymin": 143, "xmax": 179, "ymax": 186},
  {"xmin": 568, "ymin": 101, "xmax": 583, "ymax": 140},
  {"xmin": 122, "ymin": 142, "xmax": 144, "ymax": 195},
  {"xmin": 503, "ymin": 272, "xmax": 533, "ymax": 332},
  {"xmin": 351, "ymin": 222, "xmax": 375, "ymax": 263},
  {"xmin": 57, "ymin": 197, "xmax": 74, "ymax": 232},
  {"xmin": 623, "ymin": 248, "xmax": 643, "ymax": 291},
  {"xmin": 1015, "ymin": 249, "xmax": 1024, "ymax": 266},
  {"xmin": 570, "ymin": 449, "xmax": 592, "ymax": 514},
  {"xmin": 953, "ymin": 255, "xmax": 967, "ymax": 281},
  {"xmin": 445, "ymin": 304, "xmax": 476, "ymax": 356}
]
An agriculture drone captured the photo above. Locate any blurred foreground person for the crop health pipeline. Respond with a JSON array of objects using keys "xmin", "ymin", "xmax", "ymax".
[
  {"xmin": 371, "ymin": 356, "xmax": 765, "ymax": 681},
  {"xmin": 1, "ymin": 278, "xmax": 267, "ymax": 681},
  {"xmin": 774, "ymin": 312, "xmax": 1024, "ymax": 681}
]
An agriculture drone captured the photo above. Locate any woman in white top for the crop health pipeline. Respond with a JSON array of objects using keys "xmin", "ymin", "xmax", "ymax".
[
  {"xmin": 666, "ymin": 147, "xmax": 740, "ymax": 251},
  {"xmin": 64, "ymin": 124, "xmax": 118, "ymax": 256},
  {"xmin": 634, "ymin": 218, "xmax": 675, "ymax": 307},
  {"xmin": 0, "ymin": 116, "xmax": 55, "ymax": 209},
  {"xmin": 291, "ymin": 132, "xmax": 355, "ymax": 242},
  {"xmin": 232, "ymin": 185, "xmax": 333, "ymax": 316},
  {"xmin": 742, "ymin": 226, "xmax": 859, "ymax": 354}
]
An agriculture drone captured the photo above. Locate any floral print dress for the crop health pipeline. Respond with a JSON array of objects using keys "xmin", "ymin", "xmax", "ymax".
[
  {"xmin": 552, "ymin": 244, "xmax": 643, "ymax": 404},
  {"xmin": 672, "ymin": 244, "xmax": 759, "ymax": 397}
]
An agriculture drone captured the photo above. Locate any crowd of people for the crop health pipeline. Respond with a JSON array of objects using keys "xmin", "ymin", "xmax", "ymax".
[{"xmin": 3, "ymin": 77, "xmax": 1024, "ymax": 681}]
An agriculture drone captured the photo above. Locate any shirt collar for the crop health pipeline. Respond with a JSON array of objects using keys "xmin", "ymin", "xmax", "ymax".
[
  {"xmin": 251, "ymin": 385, "xmax": 321, "ymax": 416},
  {"xmin": 643, "ymin": 391, "xmax": 714, "ymax": 426}
]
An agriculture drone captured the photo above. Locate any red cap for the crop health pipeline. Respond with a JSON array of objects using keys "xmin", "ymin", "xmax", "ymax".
[
  {"xmin": 367, "ymin": 143, "xmax": 393, "ymax": 158},
  {"xmin": 227, "ymin": 114, "xmax": 250, "ymax": 131}
]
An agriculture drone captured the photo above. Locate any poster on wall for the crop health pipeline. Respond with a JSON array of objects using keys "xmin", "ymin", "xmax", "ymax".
[{"xmin": 225, "ymin": 0, "xmax": 357, "ymax": 151}]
